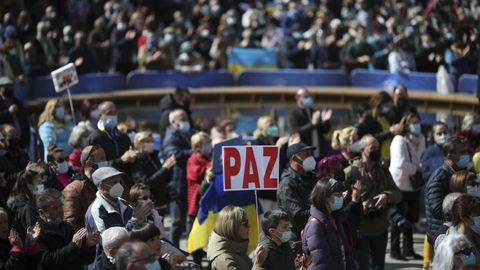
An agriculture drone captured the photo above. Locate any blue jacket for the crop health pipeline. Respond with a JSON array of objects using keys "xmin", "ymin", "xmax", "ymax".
[
  {"xmin": 425, "ymin": 163, "xmax": 455, "ymax": 242},
  {"xmin": 162, "ymin": 127, "xmax": 192, "ymax": 198},
  {"xmin": 302, "ymin": 205, "xmax": 357, "ymax": 270},
  {"xmin": 39, "ymin": 120, "xmax": 73, "ymax": 161},
  {"xmin": 421, "ymin": 144, "xmax": 445, "ymax": 182}
]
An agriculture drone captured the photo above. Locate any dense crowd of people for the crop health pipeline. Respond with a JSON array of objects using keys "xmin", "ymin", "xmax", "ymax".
[
  {"xmin": 0, "ymin": 74, "xmax": 480, "ymax": 269},
  {"xmin": 0, "ymin": 0, "xmax": 479, "ymax": 82}
]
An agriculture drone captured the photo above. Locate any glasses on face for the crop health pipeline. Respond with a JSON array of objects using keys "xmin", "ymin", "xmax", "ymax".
[{"xmin": 131, "ymin": 253, "xmax": 156, "ymax": 264}]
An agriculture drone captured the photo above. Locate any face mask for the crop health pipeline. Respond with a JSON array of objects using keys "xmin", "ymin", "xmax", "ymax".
[
  {"xmin": 467, "ymin": 185, "xmax": 480, "ymax": 197},
  {"xmin": 368, "ymin": 149, "xmax": 381, "ymax": 162},
  {"xmin": 145, "ymin": 260, "xmax": 161, "ymax": 270},
  {"xmin": 296, "ymin": 156, "xmax": 316, "ymax": 172},
  {"xmin": 117, "ymin": 22, "xmax": 127, "ymax": 31},
  {"xmin": 302, "ymin": 97, "xmax": 313, "ymax": 108},
  {"xmin": 380, "ymin": 105, "xmax": 391, "ymax": 114},
  {"xmin": 472, "ymin": 124, "xmax": 480, "ymax": 135},
  {"xmin": 330, "ymin": 195, "xmax": 344, "ymax": 211},
  {"xmin": 55, "ymin": 107, "xmax": 65, "ymax": 120},
  {"xmin": 457, "ymin": 155, "xmax": 471, "ymax": 170},
  {"xmin": 396, "ymin": 98, "xmax": 407, "ymax": 108},
  {"xmin": 56, "ymin": 161, "xmax": 69, "ymax": 174},
  {"xmin": 267, "ymin": 125, "xmax": 279, "ymax": 138},
  {"xmin": 202, "ymin": 144, "xmax": 212, "ymax": 155},
  {"xmin": 33, "ymin": 184, "xmax": 45, "ymax": 195},
  {"xmin": 143, "ymin": 142, "xmax": 155, "ymax": 153},
  {"xmin": 459, "ymin": 251, "xmax": 476, "ymax": 266},
  {"xmin": 280, "ymin": 230, "xmax": 293, "ymax": 243},
  {"xmin": 436, "ymin": 134, "xmax": 448, "ymax": 146},
  {"xmin": 409, "ymin": 123, "xmax": 421, "ymax": 135},
  {"xmin": 96, "ymin": 161, "xmax": 109, "ymax": 168},
  {"xmin": 178, "ymin": 121, "xmax": 190, "ymax": 132},
  {"xmin": 108, "ymin": 182, "xmax": 124, "ymax": 198},
  {"xmin": 104, "ymin": 115, "xmax": 118, "ymax": 129}
]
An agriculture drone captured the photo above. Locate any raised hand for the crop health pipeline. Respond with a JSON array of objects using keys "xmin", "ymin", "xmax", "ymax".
[
  {"xmin": 9, "ymin": 229, "xmax": 23, "ymax": 248},
  {"xmin": 26, "ymin": 222, "xmax": 41, "ymax": 245},
  {"xmin": 72, "ymin": 228, "xmax": 87, "ymax": 247},
  {"xmin": 162, "ymin": 155, "xmax": 176, "ymax": 170},
  {"xmin": 254, "ymin": 245, "xmax": 268, "ymax": 266}
]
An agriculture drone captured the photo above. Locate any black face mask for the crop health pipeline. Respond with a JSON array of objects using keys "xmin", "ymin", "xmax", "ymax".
[
  {"xmin": 6, "ymin": 137, "xmax": 19, "ymax": 151},
  {"xmin": 3, "ymin": 87, "xmax": 13, "ymax": 98},
  {"xmin": 396, "ymin": 98, "xmax": 407, "ymax": 109},
  {"xmin": 334, "ymin": 170, "xmax": 345, "ymax": 182},
  {"xmin": 368, "ymin": 149, "xmax": 381, "ymax": 162}
]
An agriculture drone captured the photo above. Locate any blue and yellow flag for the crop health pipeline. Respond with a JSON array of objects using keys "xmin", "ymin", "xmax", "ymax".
[
  {"xmin": 228, "ymin": 47, "xmax": 277, "ymax": 76},
  {"xmin": 187, "ymin": 174, "xmax": 261, "ymax": 254}
]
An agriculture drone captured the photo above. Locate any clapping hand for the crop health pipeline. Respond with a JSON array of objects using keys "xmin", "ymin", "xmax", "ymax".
[
  {"xmin": 9, "ymin": 229, "xmax": 23, "ymax": 248},
  {"xmin": 72, "ymin": 228, "xmax": 88, "ymax": 247},
  {"xmin": 26, "ymin": 222, "xmax": 41, "ymax": 245}
]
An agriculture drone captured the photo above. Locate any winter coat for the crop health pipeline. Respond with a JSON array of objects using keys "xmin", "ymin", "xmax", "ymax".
[
  {"xmin": 128, "ymin": 151, "xmax": 172, "ymax": 208},
  {"xmin": 37, "ymin": 218, "xmax": 95, "ymax": 270},
  {"xmin": 277, "ymin": 167, "xmax": 318, "ymax": 239},
  {"xmin": 162, "ymin": 127, "xmax": 192, "ymax": 199},
  {"xmin": 0, "ymin": 150, "xmax": 29, "ymax": 207},
  {"xmin": 302, "ymin": 205, "xmax": 357, "ymax": 270},
  {"xmin": 158, "ymin": 94, "xmax": 192, "ymax": 139},
  {"xmin": 256, "ymin": 232, "xmax": 295, "ymax": 270},
  {"xmin": 38, "ymin": 120, "xmax": 73, "ymax": 161},
  {"xmin": 421, "ymin": 144, "xmax": 444, "ymax": 182},
  {"xmin": 207, "ymin": 231, "xmax": 264, "ymax": 270},
  {"xmin": 6, "ymin": 195, "xmax": 37, "ymax": 240},
  {"xmin": 425, "ymin": 163, "xmax": 455, "ymax": 243},
  {"xmin": 0, "ymin": 238, "xmax": 25, "ymax": 270},
  {"xmin": 389, "ymin": 134, "xmax": 425, "ymax": 191},
  {"xmin": 87, "ymin": 128, "xmax": 131, "ymax": 164},
  {"xmin": 63, "ymin": 173, "xmax": 97, "ymax": 231},
  {"xmin": 0, "ymin": 96, "xmax": 30, "ymax": 148},
  {"xmin": 186, "ymin": 152, "xmax": 211, "ymax": 216}
]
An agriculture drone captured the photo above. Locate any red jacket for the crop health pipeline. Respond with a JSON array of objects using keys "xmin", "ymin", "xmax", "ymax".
[{"xmin": 186, "ymin": 152, "xmax": 211, "ymax": 216}]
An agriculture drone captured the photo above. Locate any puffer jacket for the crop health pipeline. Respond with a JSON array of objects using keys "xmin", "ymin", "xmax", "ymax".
[
  {"xmin": 207, "ymin": 231, "xmax": 264, "ymax": 270},
  {"xmin": 257, "ymin": 232, "xmax": 295, "ymax": 270},
  {"xmin": 277, "ymin": 167, "xmax": 318, "ymax": 239},
  {"xmin": 425, "ymin": 163, "xmax": 455, "ymax": 243},
  {"xmin": 62, "ymin": 173, "xmax": 97, "ymax": 231},
  {"xmin": 302, "ymin": 205, "xmax": 357, "ymax": 270}
]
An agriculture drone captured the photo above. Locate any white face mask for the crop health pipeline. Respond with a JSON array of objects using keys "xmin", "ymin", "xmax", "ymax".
[
  {"xmin": 178, "ymin": 121, "xmax": 190, "ymax": 132},
  {"xmin": 467, "ymin": 184, "xmax": 480, "ymax": 197},
  {"xmin": 280, "ymin": 230, "xmax": 293, "ymax": 243},
  {"xmin": 296, "ymin": 156, "xmax": 316, "ymax": 172},
  {"xmin": 96, "ymin": 161, "xmax": 109, "ymax": 168},
  {"xmin": 143, "ymin": 142, "xmax": 155, "ymax": 153},
  {"xmin": 56, "ymin": 161, "xmax": 69, "ymax": 174},
  {"xmin": 33, "ymin": 184, "xmax": 45, "ymax": 195},
  {"xmin": 108, "ymin": 183, "xmax": 124, "ymax": 198}
]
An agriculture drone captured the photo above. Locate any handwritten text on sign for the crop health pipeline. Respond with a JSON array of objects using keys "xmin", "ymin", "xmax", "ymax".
[{"xmin": 222, "ymin": 146, "xmax": 279, "ymax": 191}]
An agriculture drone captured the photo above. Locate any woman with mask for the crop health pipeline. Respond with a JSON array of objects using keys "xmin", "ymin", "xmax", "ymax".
[
  {"xmin": 421, "ymin": 122, "xmax": 449, "ymax": 182},
  {"xmin": 38, "ymin": 99, "xmax": 74, "ymax": 162},
  {"xmin": 330, "ymin": 126, "xmax": 359, "ymax": 168},
  {"xmin": 129, "ymin": 222, "xmax": 173, "ymax": 270},
  {"xmin": 68, "ymin": 121, "xmax": 94, "ymax": 172},
  {"xmin": 433, "ymin": 233, "xmax": 478, "ymax": 270},
  {"xmin": 45, "ymin": 144, "xmax": 73, "ymax": 191},
  {"xmin": 129, "ymin": 131, "xmax": 176, "ymax": 216},
  {"xmin": 302, "ymin": 178, "xmax": 360, "ymax": 270},
  {"xmin": 449, "ymin": 170, "xmax": 479, "ymax": 195},
  {"xmin": 129, "ymin": 183, "xmax": 166, "ymax": 238},
  {"xmin": 389, "ymin": 113, "xmax": 425, "ymax": 260}
]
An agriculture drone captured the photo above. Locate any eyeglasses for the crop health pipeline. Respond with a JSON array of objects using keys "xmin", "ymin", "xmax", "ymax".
[{"xmin": 131, "ymin": 253, "xmax": 156, "ymax": 264}]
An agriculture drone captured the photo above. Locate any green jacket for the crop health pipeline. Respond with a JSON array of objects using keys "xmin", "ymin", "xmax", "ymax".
[
  {"xmin": 257, "ymin": 232, "xmax": 296, "ymax": 270},
  {"xmin": 207, "ymin": 232, "xmax": 264, "ymax": 270}
]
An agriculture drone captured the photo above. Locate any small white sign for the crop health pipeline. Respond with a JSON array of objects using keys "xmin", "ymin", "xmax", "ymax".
[{"xmin": 51, "ymin": 63, "xmax": 79, "ymax": 93}]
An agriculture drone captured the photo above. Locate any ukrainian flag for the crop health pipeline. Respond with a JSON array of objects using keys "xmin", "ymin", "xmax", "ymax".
[
  {"xmin": 187, "ymin": 174, "xmax": 261, "ymax": 254},
  {"xmin": 228, "ymin": 47, "xmax": 277, "ymax": 76}
]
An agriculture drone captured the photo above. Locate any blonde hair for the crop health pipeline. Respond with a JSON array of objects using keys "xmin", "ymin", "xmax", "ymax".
[
  {"xmin": 214, "ymin": 205, "xmax": 248, "ymax": 241},
  {"xmin": 253, "ymin": 116, "xmax": 274, "ymax": 138},
  {"xmin": 134, "ymin": 131, "xmax": 152, "ymax": 151},
  {"xmin": 38, "ymin": 99, "xmax": 62, "ymax": 126},
  {"xmin": 331, "ymin": 126, "xmax": 358, "ymax": 150},
  {"xmin": 129, "ymin": 183, "xmax": 150, "ymax": 207},
  {"xmin": 191, "ymin": 131, "xmax": 209, "ymax": 151}
]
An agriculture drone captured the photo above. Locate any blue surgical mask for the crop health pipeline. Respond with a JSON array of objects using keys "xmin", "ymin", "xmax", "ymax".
[
  {"xmin": 472, "ymin": 124, "xmax": 480, "ymax": 135},
  {"xmin": 96, "ymin": 161, "xmax": 109, "ymax": 168},
  {"xmin": 178, "ymin": 121, "xmax": 190, "ymax": 132},
  {"xmin": 302, "ymin": 97, "xmax": 313, "ymax": 108},
  {"xmin": 436, "ymin": 134, "xmax": 448, "ymax": 146},
  {"xmin": 330, "ymin": 195, "xmax": 344, "ymax": 211},
  {"xmin": 104, "ymin": 115, "xmax": 118, "ymax": 129},
  {"xmin": 409, "ymin": 123, "xmax": 421, "ymax": 135},
  {"xmin": 471, "ymin": 216, "xmax": 480, "ymax": 235},
  {"xmin": 267, "ymin": 125, "xmax": 279, "ymax": 137},
  {"xmin": 280, "ymin": 230, "xmax": 293, "ymax": 243},
  {"xmin": 55, "ymin": 107, "xmax": 65, "ymax": 120},
  {"xmin": 457, "ymin": 154, "xmax": 471, "ymax": 169},
  {"xmin": 145, "ymin": 260, "xmax": 161, "ymax": 270}
]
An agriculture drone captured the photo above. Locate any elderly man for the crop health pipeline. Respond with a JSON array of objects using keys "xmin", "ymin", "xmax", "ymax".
[
  {"xmin": 63, "ymin": 145, "xmax": 108, "ymax": 231},
  {"xmin": 101, "ymin": 227, "xmax": 129, "ymax": 270},
  {"xmin": 162, "ymin": 108, "xmax": 193, "ymax": 246},
  {"xmin": 159, "ymin": 87, "xmax": 192, "ymax": 139},
  {"xmin": 115, "ymin": 241, "xmax": 158, "ymax": 270},
  {"xmin": 277, "ymin": 142, "xmax": 317, "ymax": 239},
  {"xmin": 287, "ymin": 88, "xmax": 332, "ymax": 158}
]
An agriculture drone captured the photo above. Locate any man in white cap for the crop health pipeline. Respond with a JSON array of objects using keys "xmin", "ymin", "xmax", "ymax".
[{"xmin": 0, "ymin": 76, "xmax": 30, "ymax": 149}]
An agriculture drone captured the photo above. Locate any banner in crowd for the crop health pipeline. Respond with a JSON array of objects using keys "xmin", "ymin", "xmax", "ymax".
[
  {"xmin": 223, "ymin": 145, "xmax": 279, "ymax": 191},
  {"xmin": 51, "ymin": 63, "xmax": 79, "ymax": 93},
  {"xmin": 228, "ymin": 47, "xmax": 276, "ymax": 75}
]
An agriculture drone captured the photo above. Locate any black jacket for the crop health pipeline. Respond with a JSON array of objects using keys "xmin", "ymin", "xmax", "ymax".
[
  {"xmin": 277, "ymin": 167, "xmax": 318, "ymax": 239},
  {"xmin": 0, "ymin": 97, "xmax": 30, "ymax": 148},
  {"xmin": 128, "ymin": 152, "xmax": 173, "ymax": 207},
  {"xmin": 6, "ymin": 195, "xmax": 37, "ymax": 240},
  {"xmin": 257, "ymin": 232, "xmax": 296, "ymax": 270},
  {"xmin": 287, "ymin": 107, "xmax": 330, "ymax": 158},
  {"xmin": 37, "ymin": 219, "xmax": 96, "ymax": 270},
  {"xmin": 0, "ymin": 150, "xmax": 29, "ymax": 207},
  {"xmin": 425, "ymin": 163, "xmax": 455, "ymax": 243},
  {"xmin": 158, "ymin": 94, "xmax": 192, "ymax": 140},
  {"xmin": 0, "ymin": 238, "xmax": 25, "ymax": 270},
  {"xmin": 355, "ymin": 116, "xmax": 393, "ymax": 145}
]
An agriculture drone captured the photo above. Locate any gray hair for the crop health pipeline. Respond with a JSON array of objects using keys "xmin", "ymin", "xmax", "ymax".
[
  {"xmin": 102, "ymin": 227, "xmax": 129, "ymax": 255},
  {"xmin": 115, "ymin": 241, "xmax": 142, "ymax": 270},
  {"xmin": 168, "ymin": 109, "xmax": 185, "ymax": 124},
  {"xmin": 98, "ymin": 101, "xmax": 114, "ymax": 115},
  {"xmin": 432, "ymin": 234, "xmax": 471, "ymax": 270},
  {"xmin": 442, "ymin": 192, "xmax": 462, "ymax": 216},
  {"xmin": 358, "ymin": 134, "xmax": 375, "ymax": 150},
  {"xmin": 68, "ymin": 121, "xmax": 93, "ymax": 146}
]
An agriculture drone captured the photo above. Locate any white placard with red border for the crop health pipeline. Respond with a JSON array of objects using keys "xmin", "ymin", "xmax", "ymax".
[
  {"xmin": 51, "ymin": 63, "xmax": 79, "ymax": 93},
  {"xmin": 222, "ymin": 145, "xmax": 279, "ymax": 191}
]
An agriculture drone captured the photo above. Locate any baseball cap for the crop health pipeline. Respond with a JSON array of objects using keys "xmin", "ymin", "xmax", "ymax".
[
  {"xmin": 92, "ymin": 167, "xmax": 124, "ymax": 186},
  {"xmin": 286, "ymin": 143, "xmax": 316, "ymax": 160},
  {"xmin": 0, "ymin": 77, "xmax": 13, "ymax": 86}
]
